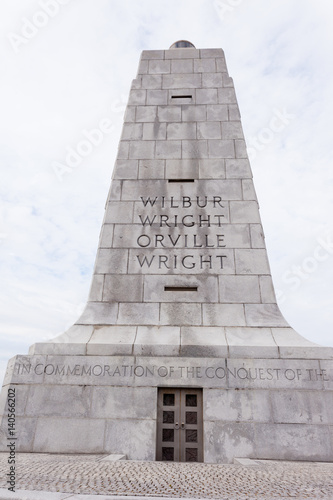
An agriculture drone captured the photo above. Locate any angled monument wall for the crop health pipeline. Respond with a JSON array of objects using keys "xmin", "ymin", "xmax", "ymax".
[{"xmin": 29, "ymin": 45, "xmax": 329, "ymax": 359}]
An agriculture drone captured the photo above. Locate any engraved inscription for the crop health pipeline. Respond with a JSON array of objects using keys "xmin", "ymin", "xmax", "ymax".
[
  {"xmin": 135, "ymin": 195, "xmax": 228, "ymax": 272},
  {"xmin": 14, "ymin": 361, "xmax": 332, "ymax": 383}
]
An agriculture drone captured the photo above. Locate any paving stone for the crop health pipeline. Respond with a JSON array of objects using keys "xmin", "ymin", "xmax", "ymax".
[{"xmin": 2, "ymin": 453, "xmax": 332, "ymax": 499}]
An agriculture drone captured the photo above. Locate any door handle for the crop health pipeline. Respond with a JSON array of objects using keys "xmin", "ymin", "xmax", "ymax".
[
  {"xmin": 174, "ymin": 422, "xmax": 180, "ymax": 429},
  {"xmin": 181, "ymin": 422, "xmax": 185, "ymax": 429}
]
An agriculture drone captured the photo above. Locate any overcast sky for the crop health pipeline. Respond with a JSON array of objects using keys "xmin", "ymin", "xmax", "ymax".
[{"xmin": 0, "ymin": 0, "xmax": 333, "ymax": 382}]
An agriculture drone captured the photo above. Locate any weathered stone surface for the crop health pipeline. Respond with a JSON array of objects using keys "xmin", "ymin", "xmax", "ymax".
[
  {"xmin": 245, "ymin": 304, "xmax": 289, "ymax": 327},
  {"xmin": 207, "ymin": 104, "xmax": 228, "ymax": 121},
  {"xmin": 180, "ymin": 327, "xmax": 228, "ymax": 357},
  {"xmin": 87, "ymin": 326, "xmax": 137, "ymax": 355},
  {"xmin": 202, "ymin": 73, "xmax": 223, "ymax": 88},
  {"xmin": 156, "ymin": 139, "xmax": 181, "ymax": 158},
  {"xmin": 136, "ymin": 105, "xmax": 157, "ymax": 122},
  {"xmin": 90, "ymin": 386, "xmax": 156, "ymax": 419},
  {"xmin": 103, "ymin": 275, "xmax": 143, "ymax": 302},
  {"xmin": 225, "ymin": 327, "xmax": 278, "ymax": 358},
  {"xmin": 25, "ymin": 385, "xmax": 92, "ymax": 417},
  {"xmin": 253, "ymin": 423, "xmax": 333, "ymax": 461},
  {"xmin": 166, "ymin": 159, "xmax": 199, "ymax": 179},
  {"xmin": 104, "ymin": 201, "xmax": 134, "ymax": 223},
  {"xmin": 167, "ymin": 122, "xmax": 196, "ymax": 140},
  {"xmin": 134, "ymin": 326, "xmax": 180, "ymax": 356},
  {"xmin": 138, "ymin": 159, "xmax": 165, "ymax": 178},
  {"xmin": 219, "ymin": 276, "xmax": 260, "ymax": 303},
  {"xmin": 203, "ymin": 304, "xmax": 246, "ymax": 327},
  {"xmin": 171, "ymin": 59, "xmax": 194, "ymax": 73},
  {"xmin": 141, "ymin": 50, "xmax": 165, "ymax": 60},
  {"xmin": 270, "ymin": 390, "xmax": 331, "ymax": 424},
  {"xmin": 104, "ymin": 419, "xmax": 156, "ymax": 460},
  {"xmin": 165, "ymin": 48, "xmax": 200, "ymax": 59},
  {"xmin": 162, "ymin": 73, "xmax": 201, "ymax": 89},
  {"xmin": 33, "ymin": 418, "xmax": 105, "ymax": 453},
  {"xmin": 182, "ymin": 105, "xmax": 207, "ymax": 122},
  {"xmin": 121, "ymin": 124, "xmax": 143, "ymax": 141},
  {"xmin": 199, "ymin": 158, "xmax": 225, "ymax": 178},
  {"xmin": 226, "ymin": 159, "xmax": 252, "ymax": 178},
  {"xmin": 160, "ymin": 303, "xmax": 202, "ymax": 326},
  {"xmin": 208, "ymin": 139, "xmax": 235, "ymax": 158},
  {"xmin": 230, "ymin": 201, "xmax": 261, "ymax": 223},
  {"xmin": 148, "ymin": 59, "xmax": 170, "ymax": 74},
  {"xmin": 0, "ymin": 416, "xmax": 37, "ymax": 452},
  {"xmin": 204, "ymin": 421, "xmax": 255, "ymax": 464},
  {"xmin": 128, "ymin": 90, "xmax": 146, "ymax": 105},
  {"xmin": 194, "ymin": 58, "xmax": 216, "ymax": 73},
  {"xmin": 118, "ymin": 303, "xmax": 159, "ymax": 325},
  {"xmin": 142, "ymin": 74, "xmax": 162, "ymax": 89},
  {"xmin": 142, "ymin": 122, "xmax": 166, "ymax": 140},
  {"xmin": 94, "ymin": 249, "xmax": 128, "ymax": 274},
  {"xmin": 99, "ymin": 224, "xmax": 114, "ymax": 247},
  {"xmin": 204, "ymin": 388, "xmax": 272, "ymax": 422},
  {"xmin": 77, "ymin": 303, "xmax": 118, "ymax": 325},
  {"xmin": 259, "ymin": 276, "xmax": 276, "ymax": 303},
  {"xmin": 146, "ymin": 89, "xmax": 168, "ymax": 105},
  {"xmin": 196, "ymin": 89, "xmax": 218, "ymax": 104},
  {"xmin": 235, "ymin": 249, "xmax": 270, "ymax": 275},
  {"xmin": 197, "ymin": 122, "xmax": 221, "ymax": 139}
]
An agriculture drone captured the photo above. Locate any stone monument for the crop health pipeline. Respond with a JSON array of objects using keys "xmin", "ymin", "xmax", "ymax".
[{"xmin": 1, "ymin": 41, "xmax": 333, "ymax": 463}]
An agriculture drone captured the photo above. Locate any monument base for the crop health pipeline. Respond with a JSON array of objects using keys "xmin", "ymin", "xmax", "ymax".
[{"xmin": 1, "ymin": 350, "xmax": 332, "ymax": 463}]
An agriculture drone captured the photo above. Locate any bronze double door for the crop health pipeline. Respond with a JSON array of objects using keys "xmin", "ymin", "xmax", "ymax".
[{"xmin": 156, "ymin": 388, "xmax": 203, "ymax": 462}]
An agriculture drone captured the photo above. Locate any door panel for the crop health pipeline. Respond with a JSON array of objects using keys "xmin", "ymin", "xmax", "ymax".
[{"xmin": 157, "ymin": 388, "xmax": 203, "ymax": 462}]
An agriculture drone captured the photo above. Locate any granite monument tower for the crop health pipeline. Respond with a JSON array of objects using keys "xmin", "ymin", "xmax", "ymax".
[{"xmin": 1, "ymin": 41, "xmax": 333, "ymax": 463}]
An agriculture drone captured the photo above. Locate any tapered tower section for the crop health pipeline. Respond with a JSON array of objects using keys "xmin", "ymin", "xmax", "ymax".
[{"xmin": 1, "ymin": 44, "xmax": 333, "ymax": 463}]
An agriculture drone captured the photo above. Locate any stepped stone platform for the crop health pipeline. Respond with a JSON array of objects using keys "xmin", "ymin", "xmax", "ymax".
[{"xmin": 1, "ymin": 42, "xmax": 333, "ymax": 464}]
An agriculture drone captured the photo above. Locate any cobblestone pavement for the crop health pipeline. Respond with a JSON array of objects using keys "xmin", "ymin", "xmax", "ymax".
[{"xmin": 0, "ymin": 453, "xmax": 333, "ymax": 499}]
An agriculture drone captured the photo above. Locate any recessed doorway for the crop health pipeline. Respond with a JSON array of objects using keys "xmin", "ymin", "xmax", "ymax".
[{"xmin": 156, "ymin": 388, "xmax": 203, "ymax": 462}]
